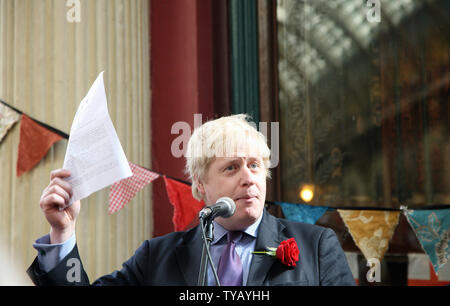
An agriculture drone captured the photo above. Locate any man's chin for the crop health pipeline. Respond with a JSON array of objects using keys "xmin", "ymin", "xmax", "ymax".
[{"xmin": 217, "ymin": 207, "xmax": 262, "ymax": 230}]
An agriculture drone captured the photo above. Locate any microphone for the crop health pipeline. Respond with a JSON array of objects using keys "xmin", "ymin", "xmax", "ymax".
[{"xmin": 198, "ymin": 197, "xmax": 236, "ymax": 220}]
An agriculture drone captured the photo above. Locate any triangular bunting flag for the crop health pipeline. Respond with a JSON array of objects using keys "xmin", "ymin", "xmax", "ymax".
[
  {"xmin": 16, "ymin": 114, "xmax": 63, "ymax": 176},
  {"xmin": 108, "ymin": 162, "xmax": 159, "ymax": 214},
  {"xmin": 276, "ymin": 202, "xmax": 328, "ymax": 224},
  {"xmin": 0, "ymin": 102, "xmax": 21, "ymax": 143},
  {"xmin": 403, "ymin": 208, "xmax": 450, "ymax": 275},
  {"xmin": 338, "ymin": 210, "xmax": 400, "ymax": 262},
  {"xmin": 163, "ymin": 177, "xmax": 204, "ymax": 232}
]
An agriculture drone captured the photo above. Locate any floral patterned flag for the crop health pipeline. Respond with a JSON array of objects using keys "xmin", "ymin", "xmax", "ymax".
[
  {"xmin": 0, "ymin": 102, "xmax": 20, "ymax": 143},
  {"xmin": 338, "ymin": 210, "xmax": 400, "ymax": 262},
  {"xmin": 403, "ymin": 208, "xmax": 450, "ymax": 275},
  {"xmin": 276, "ymin": 202, "xmax": 328, "ymax": 224}
]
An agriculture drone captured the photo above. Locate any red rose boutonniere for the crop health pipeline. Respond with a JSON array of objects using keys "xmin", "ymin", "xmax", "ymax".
[{"xmin": 253, "ymin": 238, "xmax": 299, "ymax": 267}]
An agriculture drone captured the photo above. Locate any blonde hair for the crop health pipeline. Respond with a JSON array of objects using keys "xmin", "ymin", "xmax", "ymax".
[{"xmin": 185, "ymin": 114, "xmax": 271, "ymax": 200}]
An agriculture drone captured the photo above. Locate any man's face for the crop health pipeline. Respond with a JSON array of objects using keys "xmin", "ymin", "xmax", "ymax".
[{"xmin": 197, "ymin": 156, "xmax": 267, "ymax": 231}]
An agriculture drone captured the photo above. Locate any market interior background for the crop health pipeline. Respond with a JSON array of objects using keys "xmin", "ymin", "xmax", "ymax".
[{"xmin": 0, "ymin": 0, "xmax": 448, "ymax": 285}]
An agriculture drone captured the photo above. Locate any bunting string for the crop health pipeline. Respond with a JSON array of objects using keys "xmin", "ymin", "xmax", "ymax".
[
  {"xmin": 1, "ymin": 98, "xmax": 449, "ymax": 274},
  {"xmin": 2, "ymin": 98, "xmax": 448, "ymax": 210},
  {"xmin": 0, "ymin": 99, "xmax": 69, "ymax": 139}
]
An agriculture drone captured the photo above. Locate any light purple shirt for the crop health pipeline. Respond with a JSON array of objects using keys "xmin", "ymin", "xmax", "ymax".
[
  {"xmin": 33, "ymin": 232, "xmax": 76, "ymax": 272},
  {"xmin": 207, "ymin": 214, "xmax": 262, "ymax": 286}
]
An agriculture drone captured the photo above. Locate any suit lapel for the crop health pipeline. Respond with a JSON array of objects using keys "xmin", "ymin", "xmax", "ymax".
[
  {"xmin": 247, "ymin": 210, "xmax": 287, "ymax": 285},
  {"xmin": 175, "ymin": 226, "xmax": 203, "ymax": 285},
  {"xmin": 174, "ymin": 211, "xmax": 288, "ymax": 286}
]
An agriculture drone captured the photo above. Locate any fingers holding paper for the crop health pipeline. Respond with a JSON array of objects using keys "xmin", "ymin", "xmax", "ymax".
[{"xmin": 40, "ymin": 169, "xmax": 80, "ymax": 244}]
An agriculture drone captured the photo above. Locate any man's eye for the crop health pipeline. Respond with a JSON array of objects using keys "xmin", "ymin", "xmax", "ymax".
[
  {"xmin": 225, "ymin": 165, "xmax": 236, "ymax": 171},
  {"xmin": 249, "ymin": 162, "xmax": 260, "ymax": 169}
]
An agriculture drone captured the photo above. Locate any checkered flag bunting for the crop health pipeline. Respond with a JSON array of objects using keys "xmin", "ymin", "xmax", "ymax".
[{"xmin": 108, "ymin": 162, "xmax": 159, "ymax": 214}]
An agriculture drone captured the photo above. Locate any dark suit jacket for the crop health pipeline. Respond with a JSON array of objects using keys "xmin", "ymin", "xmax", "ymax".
[{"xmin": 27, "ymin": 210, "xmax": 355, "ymax": 286}]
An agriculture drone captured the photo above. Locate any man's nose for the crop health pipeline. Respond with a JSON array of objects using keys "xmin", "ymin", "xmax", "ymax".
[{"xmin": 240, "ymin": 165, "xmax": 256, "ymax": 186}]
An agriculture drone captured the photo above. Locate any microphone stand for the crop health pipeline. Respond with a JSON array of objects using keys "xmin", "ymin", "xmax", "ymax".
[{"xmin": 197, "ymin": 216, "xmax": 220, "ymax": 286}]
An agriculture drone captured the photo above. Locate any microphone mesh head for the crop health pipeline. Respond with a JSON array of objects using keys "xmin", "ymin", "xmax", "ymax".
[{"xmin": 216, "ymin": 197, "xmax": 236, "ymax": 218}]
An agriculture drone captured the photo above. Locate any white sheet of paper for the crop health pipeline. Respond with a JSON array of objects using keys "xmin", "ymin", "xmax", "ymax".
[{"xmin": 63, "ymin": 71, "xmax": 132, "ymax": 206}]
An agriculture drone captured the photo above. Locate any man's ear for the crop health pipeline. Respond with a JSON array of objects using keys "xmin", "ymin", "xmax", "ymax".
[{"xmin": 195, "ymin": 177, "xmax": 206, "ymax": 195}]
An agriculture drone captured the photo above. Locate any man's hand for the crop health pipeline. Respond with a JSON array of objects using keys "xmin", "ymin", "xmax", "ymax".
[{"xmin": 39, "ymin": 169, "xmax": 81, "ymax": 244}]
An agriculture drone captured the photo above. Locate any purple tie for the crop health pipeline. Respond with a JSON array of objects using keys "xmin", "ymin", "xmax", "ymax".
[{"xmin": 217, "ymin": 231, "xmax": 243, "ymax": 286}]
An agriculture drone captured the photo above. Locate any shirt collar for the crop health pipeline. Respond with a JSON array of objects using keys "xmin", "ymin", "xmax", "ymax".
[{"xmin": 211, "ymin": 212, "xmax": 263, "ymax": 245}]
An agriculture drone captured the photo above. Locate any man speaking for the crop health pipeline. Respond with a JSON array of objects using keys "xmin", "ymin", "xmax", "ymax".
[{"xmin": 27, "ymin": 114, "xmax": 355, "ymax": 286}]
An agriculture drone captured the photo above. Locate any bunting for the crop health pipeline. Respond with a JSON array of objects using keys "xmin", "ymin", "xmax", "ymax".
[
  {"xmin": 163, "ymin": 177, "xmax": 205, "ymax": 232},
  {"xmin": 16, "ymin": 114, "xmax": 63, "ymax": 176},
  {"xmin": 108, "ymin": 162, "xmax": 160, "ymax": 214},
  {"xmin": 276, "ymin": 202, "xmax": 328, "ymax": 224},
  {"xmin": 338, "ymin": 210, "xmax": 400, "ymax": 262},
  {"xmin": 403, "ymin": 208, "xmax": 450, "ymax": 274},
  {"xmin": 1, "ymin": 99, "xmax": 449, "ymax": 284},
  {"xmin": 0, "ymin": 102, "xmax": 20, "ymax": 143}
]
